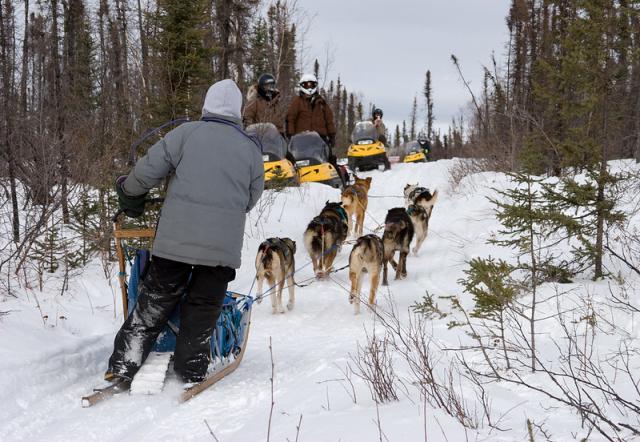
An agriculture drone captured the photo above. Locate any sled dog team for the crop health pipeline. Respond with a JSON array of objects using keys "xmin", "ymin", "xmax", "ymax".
[{"xmin": 255, "ymin": 178, "xmax": 439, "ymax": 315}]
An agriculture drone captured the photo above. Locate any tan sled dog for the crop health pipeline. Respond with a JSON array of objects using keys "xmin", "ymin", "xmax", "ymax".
[
  {"xmin": 348, "ymin": 234, "xmax": 383, "ymax": 314},
  {"xmin": 341, "ymin": 176, "xmax": 372, "ymax": 237},
  {"xmin": 255, "ymin": 237, "xmax": 297, "ymax": 314},
  {"xmin": 303, "ymin": 202, "xmax": 349, "ymax": 278}
]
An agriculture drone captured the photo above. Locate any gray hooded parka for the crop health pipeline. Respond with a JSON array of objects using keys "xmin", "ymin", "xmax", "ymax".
[{"xmin": 122, "ymin": 79, "xmax": 265, "ymax": 269}]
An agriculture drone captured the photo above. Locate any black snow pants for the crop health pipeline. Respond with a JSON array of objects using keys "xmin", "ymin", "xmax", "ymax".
[{"xmin": 107, "ymin": 256, "xmax": 236, "ymax": 383}]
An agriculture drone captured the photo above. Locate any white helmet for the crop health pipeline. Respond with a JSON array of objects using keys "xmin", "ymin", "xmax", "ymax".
[{"xmin": 299, "ymin": 73, "xmax": 318, "ymax": 96}]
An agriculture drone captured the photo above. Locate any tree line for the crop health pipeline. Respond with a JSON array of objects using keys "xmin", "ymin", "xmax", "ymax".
[{"xmin": 0, "ymin": 0, "xmax": 373, "ymax": 287}]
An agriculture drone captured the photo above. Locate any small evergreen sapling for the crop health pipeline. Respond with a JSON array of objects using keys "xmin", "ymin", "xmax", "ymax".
[
  {"xmin": 489, "ymin": 172, "xmax": 552, "ymax": 372},
  {"xmin": 458, "ymin": 256, "xmax": 516, "ymax": 369}
]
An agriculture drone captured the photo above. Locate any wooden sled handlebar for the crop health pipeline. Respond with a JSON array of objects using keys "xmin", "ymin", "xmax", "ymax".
[{"xmin": 112, "ymin": 198, "xmax": 163, "ymax": 320}]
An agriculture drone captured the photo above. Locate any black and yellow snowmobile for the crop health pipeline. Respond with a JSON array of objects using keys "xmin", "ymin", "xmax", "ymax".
[
  {"xmin": 347, "ymin": 121, "xmax": 389, "ymax": 171},
  {"xmin": 246, "ymin": 123, "xmax": 297, "ymax": 188},
  {"xmin": 402, "ymin": 140, "xmax": 427, "ymax": 163},
  {"xmin": 289, "ymin": 131, "xmax": 343, "ymax": 188}
]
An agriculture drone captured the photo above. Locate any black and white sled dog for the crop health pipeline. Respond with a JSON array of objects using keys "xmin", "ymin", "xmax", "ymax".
[
  {"xmin": 255, "ymin": 237, "xmax": 297, "ymax": 314},
  {"xmin": 304, "ymin": 201, "xmax": 348, "ymax": 278},
  {"xmin": 404, "ymin": 184, "xmax": 439, "ymax": 216},
  {"xmin": 382, "ymin": 208, "xmax": 414, "ymax": 285},
  {"xmin": 348, "ymin": 234, "xmax": 383, "ymax": 314}
]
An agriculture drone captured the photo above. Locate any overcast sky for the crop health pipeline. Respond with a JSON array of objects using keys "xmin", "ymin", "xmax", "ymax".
[{"xmin": 294, "ymin": 0, "xmax": 512, "ymax": 136}]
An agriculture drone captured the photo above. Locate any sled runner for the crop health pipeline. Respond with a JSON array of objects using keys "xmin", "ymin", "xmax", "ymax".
[{"xmin": 82, "ymin": 215, "xmax": 253, "ymax": 407}]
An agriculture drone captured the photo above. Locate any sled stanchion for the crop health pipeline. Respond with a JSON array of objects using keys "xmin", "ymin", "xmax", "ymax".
[{"xmin": 113, "ymin": 221, "xmax": 130, "ymax": 320}]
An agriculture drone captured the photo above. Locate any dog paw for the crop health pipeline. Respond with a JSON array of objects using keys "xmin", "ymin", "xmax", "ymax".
[
  {"xmin": 287, "ymin": 302, "xmax": 294, "ymax": 311},
  {"xmin": 278, "ymin": 308, "xmax": 286, "ymax": 314},
  {"xmin": 271, "ymin": 308, "xmax": 278, "ymax": 315},
  {"xmin": 349, "ymin": 295, "xmax": 355, "ymax": 304}
]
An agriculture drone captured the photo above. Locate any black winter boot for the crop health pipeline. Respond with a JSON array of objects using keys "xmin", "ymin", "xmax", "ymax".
[
  {"xmin": 173, "ymin": 266, "xmax": 235, "ymax": 383},
  {"xmin": 107, "ymin": 256, "xmax": 192, "ymax": 380}
]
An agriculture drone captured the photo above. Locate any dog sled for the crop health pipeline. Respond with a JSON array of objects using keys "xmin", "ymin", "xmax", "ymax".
[
  {"xmin": 402, "ymin": 140, "xmax": 427, "ymax": 163},
  {"xmin": 81, "ymin": 211, "xmax": 253, "ymax": 407},
  {"xmin": 289, "ymin": 131, "xmax": 345, "ymax": 189},
  {"xmin": 347, "ymin": 121, "xmax": 390, "ymax": 171},
  {"xmin": 246, "ymin": 123, "xmax": 298, "ymax": 189}
]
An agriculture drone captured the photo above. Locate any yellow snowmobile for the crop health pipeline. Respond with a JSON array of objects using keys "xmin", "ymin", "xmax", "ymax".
[
  {"xmin": 246, "ymin": 123, "xmax": 297, "ymax": 188},
  {"xmin": 289, "ymin": 131, "xmax": 343, "ymax": 188},
  {"xmin": 402, "ymin": 140, "xmax": 427, "ymax": 163},
  {"xmin": 347, "ymin": 121, "xmax": 390, "ymax": 171}
]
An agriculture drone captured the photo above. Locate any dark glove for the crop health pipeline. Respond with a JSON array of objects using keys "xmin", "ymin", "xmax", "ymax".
[{"xmin": 115, "ymin": 175, "xmax": 147, "ymax": 218}]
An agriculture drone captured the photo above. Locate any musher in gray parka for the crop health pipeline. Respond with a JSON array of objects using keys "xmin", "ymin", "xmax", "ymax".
[{"xmin": 106, "ymin": 79, "xmax": 265, "ymax": 384}]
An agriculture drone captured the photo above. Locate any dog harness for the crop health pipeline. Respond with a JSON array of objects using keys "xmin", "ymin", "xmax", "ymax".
[
  {"xmin": 406, "ymin": 205, "xmax": 427, "ymax": 217},
  {"xmin": 262, "ymin": 238, "xmax": 294, "ymax": 260}
]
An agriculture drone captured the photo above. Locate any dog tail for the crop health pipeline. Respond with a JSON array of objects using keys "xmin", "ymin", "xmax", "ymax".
[
  {"xmin": 261, "ymin": 247, "xmax": 274, "ymax": 269},
  {"xmin": 430, "ymin": 189, "xmax": 439, "ymax": 204}
]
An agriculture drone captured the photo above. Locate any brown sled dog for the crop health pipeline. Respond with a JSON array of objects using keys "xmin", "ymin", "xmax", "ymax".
[
  {"xmin": 382, "ymin": 208, "xmax": 414, "ymax": 285},
  {"xmin": 407, "ymin": 204, "xmax": 430, "ymax": 256},
  {"xmin": 348, "ymin": 234, "xmax": 383, "ymax": 314},
  {"xmin": 341, "ymin": 176, "xmax": 372, "ymax": 237},
  {"xmin": 403, "ymin": 184, "xmax": 439, "ymax": 216},
  {"xmin": 304, "ymin": 202, "xmax": 349, "ymax": 278},
  {"xmin": 255, "ymin": 237, "xmax": 297, "ymax": 314}
]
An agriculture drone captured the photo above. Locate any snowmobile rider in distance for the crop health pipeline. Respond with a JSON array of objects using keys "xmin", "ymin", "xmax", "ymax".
[
  {"xmin": 371, "ymin": 108, "xmax": 391, "ymax": 170},
  {"xmin": 286, "ymin": 73, "xmax": 346, "ymax": 185},
  {"xmin": 417, "ymin": 131, "xmax": 431, "ymax": 160},
  {"xmin": 286, "ymin": 73, "xmax": 337, "ymax": 151},
  {"xmin": 243, "ymin": 73, "xmax": 287, "ymax": 137},
  {"xmin": 106, "ymin": 79, "xmax": 264, "ymax": 385},
  {"xmin": 372, "ymin": 108, "xmax": 387, "ymax": 145}
]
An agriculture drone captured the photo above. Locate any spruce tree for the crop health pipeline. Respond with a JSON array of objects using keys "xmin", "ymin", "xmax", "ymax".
[
  {"xmin": 151, "ymin": 0, "xmax": 211, "ymax": 123},
  {"xmin": 424, "ymin": 70, "xmax": 434, "ymax": 140},
  {"xmin": 489, "ymin": 171, "xmax": 555, "ymax": 371},
  {"xmin": 409, "ymin": 95, "xmax": 417, "ymax": 140},
  {"xmin": 459, "ymin": 256, "xmax": 517, "ymax": 369}
]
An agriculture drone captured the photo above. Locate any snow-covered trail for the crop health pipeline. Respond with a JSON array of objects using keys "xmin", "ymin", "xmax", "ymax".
[
  {"xmin": 6, "ymin": 160, "xmax": 601, "ymax": 441},
  {"xmin": 2, "ymin": 161, "xmax": 480, "ymax": 441}
]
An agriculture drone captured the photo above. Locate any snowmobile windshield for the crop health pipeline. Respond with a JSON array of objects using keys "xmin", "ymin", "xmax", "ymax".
[
  {"xmin": 246, "ymin": 123, "xmax": 287, "ymax": 161},
  {"xmin": 288, "ymin": 131, "xmax": 330, "ymax": 165},
  {"xmin": 405, "ymin": 140, "xmax": 422, "ymax": 154},
  {"xmin": 351, "ymin": 121, "xmax": 378, "ymax": 144}
]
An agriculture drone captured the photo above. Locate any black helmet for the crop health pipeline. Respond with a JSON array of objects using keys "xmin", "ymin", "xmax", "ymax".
[
  {"xmin": 258, "ymin": 73, "xmax": 278, "ymax": 100},
  {"xmin": 372, "ymin": 108, "xmax": 383, "ymax": 119}
]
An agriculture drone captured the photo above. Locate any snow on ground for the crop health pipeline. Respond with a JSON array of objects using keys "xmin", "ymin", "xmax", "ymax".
[{"xmin": 1, "ymin": 160, "xmax": 639, "ymax": 441}]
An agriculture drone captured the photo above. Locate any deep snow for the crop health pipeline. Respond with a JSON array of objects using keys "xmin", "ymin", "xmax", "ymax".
[{"xmin": 1, "ymin": 160, "xmax": 639, "ymax": 441}]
